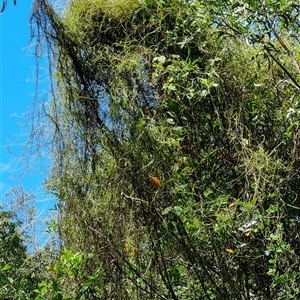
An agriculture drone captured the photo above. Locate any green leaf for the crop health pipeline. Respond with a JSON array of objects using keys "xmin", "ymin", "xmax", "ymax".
[
  {"xmin": 1, "ymin": 264, "xmax": 12, "ymax": 271},
  {"xmin": 80, "ymin": 285, "xmax": 89, "ymax": 294},
  {"xmin": 166, "ymin": 118, "xmax": 175, "ymax": 125},
  {"xmin": 8, "ymin": 277, "xmax": 14, "ymax": 284},
  {"xmin": 136, "ymin": 119, "xmax": 146, "ymax": 129},
  {"xmin": 167, "ymin": 84, "xmax": 177, "ymax": 91},
  {"xmin": 204, "ymin": 187, "xmax": 213, "ymax": 197},
  {"xmin": 201, "ymin": 89, "xmax": 209, "ymax": 97},
  {"xmin": 163, "ymin": 206, "xmax": 172, "ymax": 215},
  {"xmin": 153, "ymin": 55, "xmax": 166, "ymax": 64}
]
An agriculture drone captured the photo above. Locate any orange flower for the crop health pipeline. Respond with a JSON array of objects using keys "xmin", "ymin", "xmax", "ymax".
[{"xmin": 151, "ymin": 176, "xmax": 161, "ymax": 186}]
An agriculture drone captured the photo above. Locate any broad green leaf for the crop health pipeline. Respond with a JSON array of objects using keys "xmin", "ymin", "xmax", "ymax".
[{"xmin": 1, "ymin": 264, "xmax": 12, "ymax": 271}]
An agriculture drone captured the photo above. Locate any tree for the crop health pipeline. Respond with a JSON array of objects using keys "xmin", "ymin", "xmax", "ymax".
[{"xmin": 30, "ymin": 0, "xmax": 300, "ymax": 299}]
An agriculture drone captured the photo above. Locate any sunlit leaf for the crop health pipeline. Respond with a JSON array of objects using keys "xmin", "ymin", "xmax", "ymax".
[
  {"xmin": 225, "ymin": 248, "xmax": 234, "ymax": 254},
  {"xmin": 136, "ymin": 119, "xmax": 146, "ymax": 129},
  {"xmin": 1, "ymin": 264, "xmax": 12, "ymax": 271}
]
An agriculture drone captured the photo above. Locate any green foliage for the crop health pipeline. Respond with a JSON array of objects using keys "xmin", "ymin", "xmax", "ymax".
[
  {"xmin": 31, "ymin": 0, "xmax": 300, "ymax": 298},
  {"xmin": 34, "ymin": 248, "xmax": 102, "ymax": 300},
  {"xmin": 0, "ymin": 208, "xmax": 45, "ymax": 299}
]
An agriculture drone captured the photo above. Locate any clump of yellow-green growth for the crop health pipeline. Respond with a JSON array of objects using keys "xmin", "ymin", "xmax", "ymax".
[{"xmin": 62, "ymin": 0, "xmax": 144, "ymax": 43}]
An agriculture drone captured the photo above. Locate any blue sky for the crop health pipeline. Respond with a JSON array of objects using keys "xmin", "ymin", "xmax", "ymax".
[
  {"xmin": 1, "ymin": 1, "xmax": 34, "ymax": 194},
  {"xmin": 1, "ymin": 1, "xmax": 56, "ymax": 246}
]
